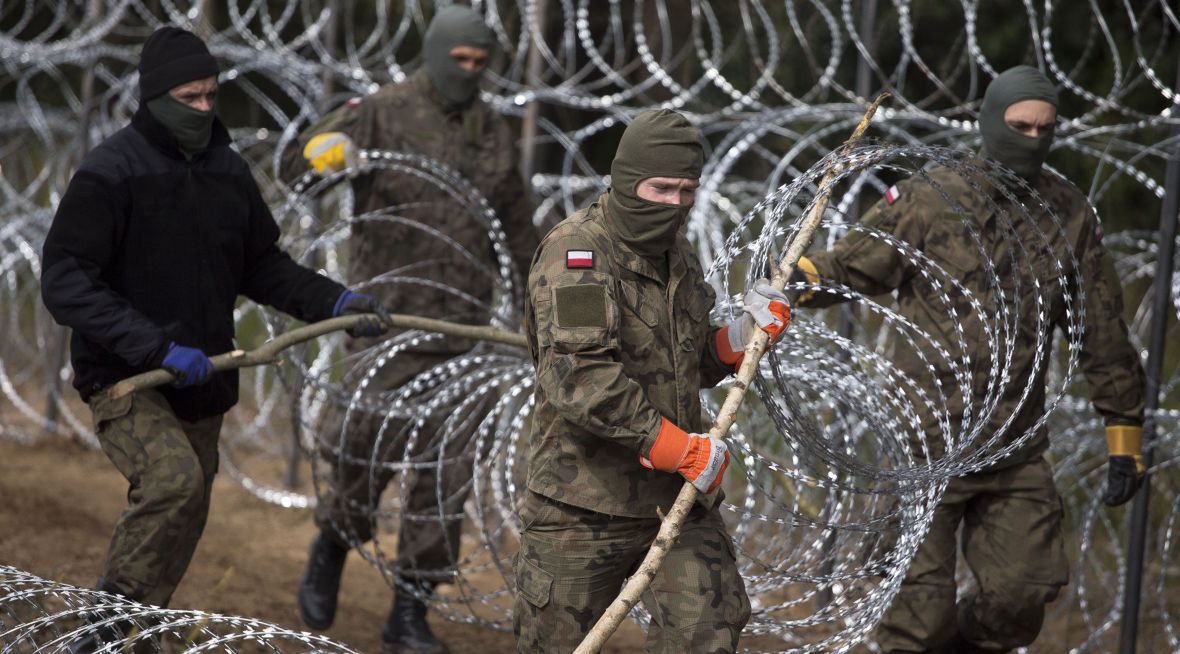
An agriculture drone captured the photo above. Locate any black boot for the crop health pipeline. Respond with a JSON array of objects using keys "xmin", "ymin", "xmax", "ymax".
[
  {"xmin": 381, "ymin": 579, "xmax": 448, "ymax": 654},
  {"xmin": 939, "ymin": 633, "xmax": 1011, "ymax": 654},
  {"xmin": 297, "ymin": 532, "xmax": 349, "ymax": 630},
  {"xmin": 69, "ymin": 621, "xmax": 126, "ymax": 654},
  {"xmin": 70, "ymin": 579, "xmax": 132, "ymax": 654}
]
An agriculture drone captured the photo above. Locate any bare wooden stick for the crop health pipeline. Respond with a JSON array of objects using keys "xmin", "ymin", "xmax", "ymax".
[
  {"xmin": 572, "ymin": 93, "xmax": 890, "ymax": 654},
  {"xmin": 108, "ymin": 313, "xmax": 527, "ymax": 399}
]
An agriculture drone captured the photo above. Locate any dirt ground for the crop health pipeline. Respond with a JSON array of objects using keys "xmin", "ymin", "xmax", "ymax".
[
  {"xmin": 0, "ymin": 438, "xmax": 653, "ymax": 653},
  {"xmin": 5, "ymin": 434, "xmax": 1169, "ymax": 653}
]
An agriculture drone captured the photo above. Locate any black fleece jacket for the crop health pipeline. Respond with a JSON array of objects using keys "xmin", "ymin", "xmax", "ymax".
[{"xmin": 41, "ymin": 105, "xmax": 345, "ymax": 421}]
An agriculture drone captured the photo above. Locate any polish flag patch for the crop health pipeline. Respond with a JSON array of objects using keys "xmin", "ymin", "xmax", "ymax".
[
  {"xmin": 346, "ymin": 97, "xmax": 362, "ymax": 108},
  {"xmin": 566, "ymin": 250, "xmax": 594, "ymax": 268},
  {"xmin": 884, "ymin": 185, "xmax": 901, "ymax": 205}
]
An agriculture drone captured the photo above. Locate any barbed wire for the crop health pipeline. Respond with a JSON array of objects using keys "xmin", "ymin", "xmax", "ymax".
[
  {"xmin": 1, "ymin": 1, "xmax": 1178, "ymax": 652},
  {"xmin": 0, "ymin": 564, "xmax": 361, "ymax": 653}
]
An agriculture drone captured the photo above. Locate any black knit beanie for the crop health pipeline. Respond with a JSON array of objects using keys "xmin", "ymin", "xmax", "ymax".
[{"xmin": 138, "ymin": 27, "xmax": 220, "ymax": 101}]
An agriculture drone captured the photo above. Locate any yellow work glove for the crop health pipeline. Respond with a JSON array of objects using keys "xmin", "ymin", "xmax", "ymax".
[
  {"xmin": 1103, "ymin": 425, "xmax": 1145, "ymax": 507},
  {"xmin": 303, "ymin": 131, "xmax": 356, "ymax": 175},
  {"xmin": 788, "ymin": 256, "xmax": 820, "ymax": 305}
]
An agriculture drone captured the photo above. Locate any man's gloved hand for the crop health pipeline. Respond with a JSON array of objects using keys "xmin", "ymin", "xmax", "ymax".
[
  {"xmin": 641, "ymin": 417, "xmax": 730, "ymax": 494},
  {"xmin": 715, "ymin": 278, "xmax": 792, "ymax": 369},
  {"xmin": 303, "ymin": 132, "xmax": 357, "ymax": 175},
  {"xmin": 1103, "ymin": 425, "xmax": 1146, "ymax": 507},
  {"xmin": 787, "ymin": 256, "xmax": 820, "ymax": 305},
  {"xmin": 161, "ymin": 343, "xmax": 214, "ymax": 388},
  {"xmin": 333, "ymin": 289, "xmax": 391, "ymax": 338}
]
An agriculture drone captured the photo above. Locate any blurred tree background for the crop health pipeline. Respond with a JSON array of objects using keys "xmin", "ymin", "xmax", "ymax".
[{"xmin": 0, "ymin": 0, "xmax": 1175, "ymax": 227}]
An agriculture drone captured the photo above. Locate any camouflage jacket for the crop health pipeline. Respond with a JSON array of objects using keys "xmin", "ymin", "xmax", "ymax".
[
  {"xmin": 804, "ymin": 164, "xmax": 1145, "ymax": 468},
  {"xmin": 525, "ymin": 193, "xmax": 733, "ymax": 518},
  {"xmin": 287, "ymin": 70, "xmax": 540, "ymax": 354}
]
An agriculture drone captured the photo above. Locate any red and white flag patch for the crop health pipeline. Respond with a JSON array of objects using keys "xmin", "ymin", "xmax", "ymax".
[
  {"xmin": 566, "ymin": 249, "xmax": 594, "ymax": 269},
  {"xmin": 884, "ymin": 185, "xmax": 901, "ymax": 205}
]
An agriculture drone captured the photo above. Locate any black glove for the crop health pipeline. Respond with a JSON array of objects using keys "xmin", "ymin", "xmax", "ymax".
[
  {"xmin": 332, "ymin": 290, "xmax": 391, "ymax": 338},
  {"xmin": 1103, "ymin": 455, "xmax": 1144, "ymax": 507}
]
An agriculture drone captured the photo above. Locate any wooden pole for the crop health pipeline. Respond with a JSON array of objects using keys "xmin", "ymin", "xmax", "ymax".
[
  {"xmin": 572, "ymin": 93, "xmax": 889, "ymax": 654},
  {"xmin": 108, "ymin": 314, "xmax": 525, "ymax": 399}
]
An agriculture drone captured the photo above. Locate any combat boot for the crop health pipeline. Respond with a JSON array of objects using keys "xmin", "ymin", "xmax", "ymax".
[
  {"xmin": 939, "ymin": 633, "xmax": 1011, "ymax": 654},
  {"xmin": 68, "ymin": 621, "xmax": 125, "ymax": 654},
  {"xmin": 381, "ymin": 579, "xmax": 448, "ymax": 654},
  {"xmin": 69, "ymin": 579, "xmax": 134, "ymax": 654},
  {"xmin": 297, "ymin": 532, "xmax": 349, "ymax": 629}
]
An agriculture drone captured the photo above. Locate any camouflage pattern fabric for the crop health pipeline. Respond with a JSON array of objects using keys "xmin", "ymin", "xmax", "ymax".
[
  {"xmin": 290, "ymin": 69, "xmax": 539, "ymax": 577},
  {"xmin": 284, "ymin": 69, "xmax": 540, "ymax": 355},
  {"xmin": 313, "ymin": 351, "xmax": 491, "ymax": 580},
  {"xmin": 876, "ymin": 458, "xmax": 1068, "ymax": 652},
  {"xmin": 800, "ymin": 164, "xmax": 1144, "ymax": 651},
  {"xmin": 804, "ymin": 164, "xmax": 1145, "ymax": 466},
  {"xmin": 524, "ymin": 192, "xmax": 733, "ymax": 519},
  {"xmin": 88, "ymin": 388, "xmax": 223, "ymax": 607},
  {"xmin": 513, "ymin": 491, "xmax": 750, "ymax": 653}
]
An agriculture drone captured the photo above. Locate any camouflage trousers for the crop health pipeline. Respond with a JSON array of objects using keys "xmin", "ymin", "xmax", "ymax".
[
  {"xmin": 88, "ymin": 388, "xmax": 223, "ymax": 607},
  {"xmin": 513, "ymin": 492, "xmax": 751, "ymax": 653},
  {"xmin": 314, "ymin": 351, "xmax": 491, "ymax": 581},
  {"xmin": 876, "ymin": 457, "xmax": 1069, "ymax": 653}
]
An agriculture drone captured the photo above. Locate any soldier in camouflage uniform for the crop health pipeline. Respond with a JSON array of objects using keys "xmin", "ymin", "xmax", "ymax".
[
  {"xmin": 289, "ymin": 7, "xmax": 540, "ymax": 654},
  {"xmin": 793, "ymin": 67, "xmax": 1146, "ymax": 653},
  {"xmin": 514, "ymin": 109, "xmax": 791, "ymax": 653}
]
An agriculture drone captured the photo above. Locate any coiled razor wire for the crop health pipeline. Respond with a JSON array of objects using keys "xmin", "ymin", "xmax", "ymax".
[
  {"xmin": 0, "ymin": 565, "xmax": 361, "ymax": 653},
  {"xmin": 1, "ymin": 1, "xmax": 1179, "ymax": 652}
]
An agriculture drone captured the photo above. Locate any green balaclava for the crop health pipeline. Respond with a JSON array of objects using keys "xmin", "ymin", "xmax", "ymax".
[
  {"xmin": 606, "ymin": 109, "xmax": 705, "ymax": 259},
  {"xmin": 147, "ymin": 93, "xmax": 217, "ymax": 156},
  {"xmin": 979, "ymin": 65, "xmax": 1059, "ymax": 180},
  {"xmin": 422, "ymin": 5, "xmax": 494, "ymax": 108}
]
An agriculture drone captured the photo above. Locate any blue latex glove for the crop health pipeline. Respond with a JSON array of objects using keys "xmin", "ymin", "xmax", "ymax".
[
  {"xmin": 333, "ymin": 290, "xmax": 391, "ymax": 338},
  {"xmin": 161, "ymin": 342, "xmax": 214, "ymax": 387}
]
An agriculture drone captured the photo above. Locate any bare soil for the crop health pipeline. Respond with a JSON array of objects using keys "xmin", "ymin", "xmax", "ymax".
[
  {"xmin": 7, "ymin": 435, "xmax": 1158, "ymax": 653},
  {"xmin": 0, "ymin": 438, "xmax": 651, "ymax": 653}
]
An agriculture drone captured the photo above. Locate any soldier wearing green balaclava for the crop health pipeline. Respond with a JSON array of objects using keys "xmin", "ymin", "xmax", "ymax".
[
  {"xmin": 605, "ymin": 109, "xmax": 705, "ymax": 259},
  {"xmin": 514, "ymin": 109, "xmax": 774, "ymax": 651},
  {"xmin": 289, "ymin": 5, "xmax": 542, "ymax": 654},
  {"xmin": 979, "ymin": 65, "xmax": 1059, "ymax": 180},
  {"xmin": 421, "ymin": 5, "xmax": 494, "ymax": 108},
  {"xmin": 792, "ymin": 65, "xmax": 1145, "ymax": 653}
]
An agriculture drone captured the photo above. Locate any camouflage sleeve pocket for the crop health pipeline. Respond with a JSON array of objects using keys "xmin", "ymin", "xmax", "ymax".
[{"xmin": 535, "ymin": 275, "xmax": 619, "ymax": 348}]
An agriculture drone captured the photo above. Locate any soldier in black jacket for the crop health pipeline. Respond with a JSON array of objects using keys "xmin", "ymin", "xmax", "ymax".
[{"xmin": 39, "ymin": 27, "xmax": 388, "ymax": 648}]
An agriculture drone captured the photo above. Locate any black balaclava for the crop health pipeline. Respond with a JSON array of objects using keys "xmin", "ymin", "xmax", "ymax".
[
  {"xmin": 422, "ymin": 6, "xmax": 494, "ymax": 109},
  {"xmin": 606, "ymin": 109, "xmax": 704, "ymax": 260},
  {"xmin": 138, "ymin": 26, "xmax": 220, "ymax": 155},
  {"xmin": 979, "ymin": 65, "xmax": 1059, "ymax": 180}
]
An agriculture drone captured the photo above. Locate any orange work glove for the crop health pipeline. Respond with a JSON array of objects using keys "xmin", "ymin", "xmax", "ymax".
[
  {"xmin": 715, "ymin": 278, "xmax": 792, "ymax": 369},
  {"xmin": 641, "ymin": 417, "xmax": 730, "ymax": 494}
]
